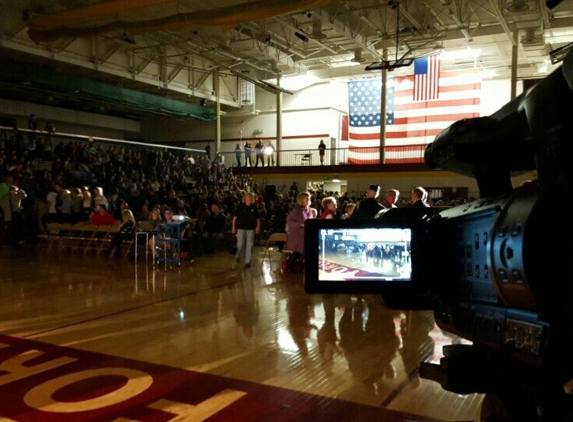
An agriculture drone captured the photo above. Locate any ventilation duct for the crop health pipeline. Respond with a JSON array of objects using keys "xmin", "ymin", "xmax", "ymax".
[
  {"xmin": 351, "ymin": 49, "xmax": 366, "ymax": 63},
  {"xmin": 0, "ymin": 62, "xmax": 217, "ymax": 121},
  {"xmin": 308, "ymin": 22, "xmax": 327, "ymax": 40}
]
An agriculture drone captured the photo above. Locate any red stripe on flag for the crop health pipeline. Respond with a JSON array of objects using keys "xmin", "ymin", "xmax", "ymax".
[
  {"xmin": 393, "ymin": 113, "xmax": 481, "ymax": 124},
  {"xmin": 341, "ymin": 115, "xmax": 349, "ymax": 141},
  {"xmin": 439, "ymin": 84, "xmax": 482, "ymax": 94},
  {"xmin": 385, "ymin": 128, "xmax": 444, "ymax": 139},
  {"xmin": 349, "ymin": 133, "xmax": 379, "ymax": 140},
  {"xmin": 394, "ymin": 98, "xmax": 481, "ymax": 111},
  {"xmin": 414, "ymin": 55, "xmax": 440, "ymax": 101}
]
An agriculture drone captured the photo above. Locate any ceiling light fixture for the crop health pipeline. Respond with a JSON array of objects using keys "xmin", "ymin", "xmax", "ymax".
[
  {"xmin": 440, "ymin": 47, "xmax": 481, "ymax": 60},
  {"xmin": 295, "ymin": 32, "xmax": 309, "ymax": 42},
  {"xmin": 332, "ymin": 175, "xmax": 341, "ymax": 183}
]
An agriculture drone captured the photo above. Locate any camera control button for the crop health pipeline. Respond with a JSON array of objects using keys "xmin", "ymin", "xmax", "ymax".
[
  {"xmin": 498, "ymin": 269, "xmax": 509, "ymax": 283},
  {"xmin": 512, "ymin": 269, "xmax": 523, "ymax": 284}
]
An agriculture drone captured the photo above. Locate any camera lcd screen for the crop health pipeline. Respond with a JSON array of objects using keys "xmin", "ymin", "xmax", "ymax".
[{"xmin": 317, "ymin": 227, "xmax": 412, "ymax": 282}]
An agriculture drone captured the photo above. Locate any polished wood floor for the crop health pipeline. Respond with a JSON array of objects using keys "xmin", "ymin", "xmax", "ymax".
[{"xmin": 0, "ymin": 242, "xmax": 484, "ymax": 421}]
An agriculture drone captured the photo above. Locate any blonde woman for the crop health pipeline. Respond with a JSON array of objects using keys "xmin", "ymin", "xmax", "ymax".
[
  {"xmin": 93, "ymin": 186, "xmax": 109, "ymax": 210},
  {"xmin": 320, "ymin": 196, "xmax": 337, "ymax": 219},
  {"xmin": 81, "ymin": 187, "xmax": 92, "ymax": 220},
  {"xmin": 71, "ymin": 188, "xmax": 83, "ymax": 223}
]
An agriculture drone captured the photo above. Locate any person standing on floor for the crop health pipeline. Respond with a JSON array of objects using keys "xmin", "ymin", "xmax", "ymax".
[
  {"xmin": 351, "ymin": 184, "xmax": 384, "ymax": 219},
  {"xmin": 244, "ymin": 142, "xmax": 253, "ymax": 167},
  {"xmin": 232, "ymin": 192, "xmax": 261, "ymax": 268},
  {"xmin": 254, "ymin": 140, "xmax": 264, "ymax": 167},
  {"xmin": 234, "ymin": 143, "xmax": 242, "ymax": 167},
  {"xmin": 318, "ymin": 139, "xmax": 327, "ymax": 165},
  {"xmin": 284, "ymin": 191, "xmax": 317, "ymax": 272},
  {"xmin": 320, "ymin": 196, "xmax": 338, "ymax": 219},
  {"xmin": 0, "ymin": 184, "xmax": 27, "ymax": 246},
  {"xmin": 265, "ymin": 140, "xmax": 276, "ymax": 166},
  {"xmin": 381, "ymin": 189, "xmax": 400, "ymax": 209},
  {"xmin": 411, "ymin": 186, "xmax": 430, "ymax": 207}
]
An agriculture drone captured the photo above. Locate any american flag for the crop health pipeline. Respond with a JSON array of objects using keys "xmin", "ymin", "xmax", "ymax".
[
  {"xmin": 414, "ymin": 55, "xmax": 440, "ymax": 101},
  {"xmin": 347, "ymin": 67, "xmax": 482, "ymax": 164}
]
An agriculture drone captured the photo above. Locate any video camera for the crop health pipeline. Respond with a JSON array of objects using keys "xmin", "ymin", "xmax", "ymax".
[{"xmin": 305, "ymin": 42, "xmax": 573, "ymax": 420}]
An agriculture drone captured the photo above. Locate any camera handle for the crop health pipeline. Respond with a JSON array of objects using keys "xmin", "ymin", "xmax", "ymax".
[{"xmin": 419, "ymin": 344, "xmax": 573, "ymax": 421}]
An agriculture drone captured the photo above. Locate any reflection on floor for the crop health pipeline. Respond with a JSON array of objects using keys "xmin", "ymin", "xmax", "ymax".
[{"xmin": 0, "ymin": 243, "xmax": 483, "ymax": 421}]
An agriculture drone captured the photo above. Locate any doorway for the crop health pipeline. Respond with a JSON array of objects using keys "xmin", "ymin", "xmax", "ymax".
[{"xmin": 307, "ymin": 180, "xmax": 347, "ymax": 195}]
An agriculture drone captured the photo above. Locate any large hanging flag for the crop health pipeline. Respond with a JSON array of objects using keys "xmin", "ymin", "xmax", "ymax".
[
  {"xmin": 347, "ymin": 78, "xmax": 388, "ymax": 164},
  {"xmin": 347, "ymin": 65, "xmax": 482, "ymax": 164},
  {"xmin": 413, "ymin": 55, "xmax": 440, "ymax": 101}
]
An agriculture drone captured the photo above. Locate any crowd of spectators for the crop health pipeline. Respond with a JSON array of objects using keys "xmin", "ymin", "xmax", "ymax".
[{"xmin": 0, "ymin": 124, "xmax": 467, "ymax": 258}]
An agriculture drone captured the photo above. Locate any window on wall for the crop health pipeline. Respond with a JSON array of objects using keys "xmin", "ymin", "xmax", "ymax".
[{"xmin": 239, "ymin": 80, "xmax": 255, "ymax": 105}]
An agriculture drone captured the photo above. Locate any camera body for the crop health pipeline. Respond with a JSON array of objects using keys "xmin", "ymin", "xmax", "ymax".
[
  {"xmin": 305, "ymin": 184, "xmax": 565, "ymax": 371},
  {"xmin": 305, "ymin": 42, "xmax": 573, "ymax": 409}
]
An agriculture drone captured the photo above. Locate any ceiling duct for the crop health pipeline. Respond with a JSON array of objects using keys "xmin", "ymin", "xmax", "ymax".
[
  {"xmin": 351, "ymin": 49, "xmax": 366, "ymax": 63},
  {"xmin": 521, "ymin": 28, "xmax": 542, "ymax": 45},
  {"xmin": 503, "ymin": 0, "xmax": 542, "ymax": 30},
  {"xmin": 504, "ymin": 0, "xmax": 533, "ymax": 12},
  {"xmin": 308, "ymin": 22, "xmax": 327, "ymax": 40}
]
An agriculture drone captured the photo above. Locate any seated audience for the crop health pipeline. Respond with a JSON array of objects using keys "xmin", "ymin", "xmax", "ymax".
[
  {"xmin": 90, "ymin": 204, "xmax": 119, "ymax": 226},
  {"xmin": 203, "ymin": 203, "xmax": 227, "ymax": 253}
]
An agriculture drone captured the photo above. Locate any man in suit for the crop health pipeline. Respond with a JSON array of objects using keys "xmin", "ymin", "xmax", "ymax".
[
  {"xmin": 351, "ymin": 184, "xmax": 384, "ymax": 219},
  {"xmin": 411, "ymin": 186, "xmax": 430, "ymax": 207}
]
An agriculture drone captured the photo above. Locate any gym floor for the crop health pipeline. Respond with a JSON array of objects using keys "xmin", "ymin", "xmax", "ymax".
[{"xmin": 0, "ymin": 243, "xmax": 483, "ymax": 421}]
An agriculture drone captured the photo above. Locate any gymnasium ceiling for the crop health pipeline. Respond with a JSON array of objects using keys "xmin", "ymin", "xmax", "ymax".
[{"xmin": 0, "ymin": 0, "xmax": 572, "ymax": 120}]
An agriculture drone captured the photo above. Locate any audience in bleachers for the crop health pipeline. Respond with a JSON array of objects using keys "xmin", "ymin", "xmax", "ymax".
[{"xmin": 0, "ymin": 124, "xmax": 469, "ymax": 258}]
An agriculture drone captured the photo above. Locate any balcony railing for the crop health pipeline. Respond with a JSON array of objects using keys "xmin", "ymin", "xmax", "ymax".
[
  {"xmin": 219, "ymin": 145, "xmax": 427, "ymax": 168},
  {"xmin": 0, "ymin": 125, "xmax": 427, "ymax": 169}
]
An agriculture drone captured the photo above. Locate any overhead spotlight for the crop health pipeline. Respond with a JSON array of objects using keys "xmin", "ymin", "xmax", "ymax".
[
  {"xmin": 295, "ymin": 32, "xmax": 309, "ymax": 42},
  {"xmin": 307, "ymin": 11, "xmax": 312, "ymax": 18}
]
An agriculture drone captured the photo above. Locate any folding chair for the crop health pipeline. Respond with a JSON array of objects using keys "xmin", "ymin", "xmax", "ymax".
[
  {"xmin": 66, "ymin": 221, "xmax": 89, "ymax": 253},
  {"xmin": 38, "ymin": 223, "xmax": 63, "ymax": 254},
  {"xmin": 75, "ymin": 223, "xmax": 100, "ymax": 255},
  {"xmin": 261, "ymin": 232, "xmax": 287, "ymax": 265},
  {"xmin": 55, "ymin": 223, "xmax": 74, "ymax": 253},
  {"xmin": 95, "ymin": 224, "xmax": 121, "ymax": 256}
]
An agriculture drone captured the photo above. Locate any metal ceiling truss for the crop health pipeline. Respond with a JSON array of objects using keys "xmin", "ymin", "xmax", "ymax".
[{"xmin": 0, "ymin": 0, "xmax": 572, "ymax": 119}]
